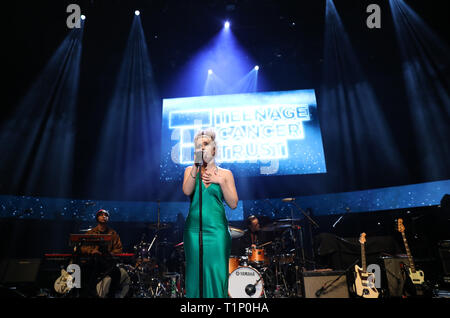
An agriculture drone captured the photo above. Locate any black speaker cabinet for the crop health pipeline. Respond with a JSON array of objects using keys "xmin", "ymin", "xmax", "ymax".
[
  {"xmin": 0, "ymin": 259, "xmax": 41, "ymax": 284},
  {"xmin": 303, "ymin": 270, "xmax": 350, "ymax": 298},
  {"xmin": 381, "ymin": 256, "xmax": 408, "ymax": 297}
]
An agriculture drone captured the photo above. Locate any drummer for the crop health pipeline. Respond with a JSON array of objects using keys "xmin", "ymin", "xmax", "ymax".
[{"xmin": 239, "ymin": 215, "xmax": 271, "ymax": 255}]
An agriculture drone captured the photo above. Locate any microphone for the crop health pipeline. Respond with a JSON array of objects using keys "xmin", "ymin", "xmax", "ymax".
[
  {"xmin": 194, "ymin": 149, "xmax": 204, "ymax": 166},
  {"xmin": 282, "ymin": 197, "xmax": 295, "ymax": 202}
]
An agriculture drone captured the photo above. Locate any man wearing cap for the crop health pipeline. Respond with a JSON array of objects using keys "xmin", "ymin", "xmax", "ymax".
[
  {"xmin": 81, "ymin": 209, "xmax": 123, "ymax": 255},
  {"xmin": 81, "ymin": 209, "xmax": 127, "ymax": 297}
]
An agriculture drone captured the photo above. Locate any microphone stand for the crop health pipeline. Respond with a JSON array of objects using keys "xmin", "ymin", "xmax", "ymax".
[
  {"xmin": 287, "ymin": 200, "xmax": 319, "ymax": 271},
  {"xmin": 197, "ymin": 159, "xmax": 203, "ymax": 298}
]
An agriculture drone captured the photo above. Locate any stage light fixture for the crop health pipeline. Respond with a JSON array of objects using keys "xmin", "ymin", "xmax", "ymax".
[
  {"xmin": 254, "ymin": 65, "xmax": 259, "ymax": 71},
  {"xmin": 81, "ymin": 15, "xmax": 86, "ymax": 20},
  {"xmin": 135, "ymin": 10, "xmax": 140, "ymax": 16},
  {"xmin": 224, "ymin": 21, "xmax": 230, "ymax": 29},
  {"xmin": 208, "ymin": 69, "xmax": 213, "ymax": 75}
]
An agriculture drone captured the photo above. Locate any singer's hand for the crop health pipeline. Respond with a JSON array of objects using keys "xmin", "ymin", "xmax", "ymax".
[{"xmin": 202, "ymin": 169, "xmax": 224, "ymax": 186}]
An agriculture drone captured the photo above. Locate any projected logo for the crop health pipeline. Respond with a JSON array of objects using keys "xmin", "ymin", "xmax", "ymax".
[
  {"xmin": 160, "ymin": 90, "xmax": 326, "ymax": 180},
  {"xmin": 170, "ymin": 105, "xmax": 310, "ymax": 163}
]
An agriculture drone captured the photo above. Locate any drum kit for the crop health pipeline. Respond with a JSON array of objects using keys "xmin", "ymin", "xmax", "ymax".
[
  {"xmin": 116, "ymin": 217, "xmax": 311, "ymax": 298},
  {"xmin": 227, "ymin": 219, "xmax": 308, "ymax": 298},
  {"xmin": 115, "ymin": 221, "xmax": 185, "ymax": 298}
]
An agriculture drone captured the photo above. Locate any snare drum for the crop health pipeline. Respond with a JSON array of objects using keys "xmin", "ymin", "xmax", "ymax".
[
  {"xmin": 228, "ymin": 266, "xmax": 264, "ymax": 298},
  {"xmin": 229, "ymin": 256, "xmax": 241, "ymax": 274}
]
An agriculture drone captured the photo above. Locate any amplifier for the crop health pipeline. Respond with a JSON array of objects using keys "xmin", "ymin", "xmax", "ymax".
[
  {"xmin": 380, "ymin": 256, "xmax": 408, "ymax": 297},
  {"xmin": 302, "ymin": 270, "xmax": 350, "ymax": 298},
  {"xmin": 0, "ymin": 258, "xmax": 41, "ymax": 284}
]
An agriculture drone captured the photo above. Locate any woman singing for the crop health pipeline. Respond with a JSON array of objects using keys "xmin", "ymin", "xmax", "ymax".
[{"xmin": 182, "ymin": 129, "xmax": 238, "ymax": 298}]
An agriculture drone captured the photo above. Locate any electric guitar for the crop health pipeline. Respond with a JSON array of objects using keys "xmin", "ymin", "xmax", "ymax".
[
  {"xmin": 396, "ymin": 218, "xmax": 425, "ymax": 285},
  {"xmin": 354, "ymin": 233, "xmax": 379, "ymax": 298}
]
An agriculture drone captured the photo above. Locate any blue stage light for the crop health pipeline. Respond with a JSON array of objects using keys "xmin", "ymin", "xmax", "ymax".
[
  {"xmin": 208, "ymin": 69, "xmax": 213, "ymax": 75},
  {"xmin": 224, "ymin": 21, "xmax": 230, "ymax": 29},
  {"xmin": 135, "ymin": 10, "xmax": 140, "ymax": 16},
  {"xmin": 254, "ymin": 65, "xmax": 259, "ymax": 71},
  {"xmin": 81, "ymin": 15, "xmax": 86, "ymax": 20}
]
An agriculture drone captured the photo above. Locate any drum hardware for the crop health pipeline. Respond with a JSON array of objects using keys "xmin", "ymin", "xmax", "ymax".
[
  {"xmin": 163, "ymin": 272, "xmax": 183, "ymax": 298},
  {"xmin": 117, "ymin": 263, "xmax": 152, "ymax": 298},
  {"xmin": 281, "ymin": 199, "xmax": 319, "ymax": 270},
  {"xmin": 149, "ymin": 278, "xmax": 167, "ymax": 298},
  {"xmin": 147, "ymin": 223, "xmax": 171, "ymax": 230},
  {"xmin": 131, "ymin": 231, "xmax": 172, "ymax": 297},
  {"xmin": 273, "ymin": 257, "xmax": 290, "ymax": 297}
]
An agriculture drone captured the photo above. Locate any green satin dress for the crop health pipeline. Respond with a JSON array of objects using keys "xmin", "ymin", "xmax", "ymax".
[{"xmin": 183, "ymin": 173, "xmax": 231, "ymax": 298}]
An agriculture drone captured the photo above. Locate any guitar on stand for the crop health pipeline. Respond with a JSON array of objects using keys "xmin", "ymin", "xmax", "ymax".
[
  {"xmin": 396, "ymin": 218, "xmax": 426, "ymax": 296},
  {"xmin": 353, "ymin": 233, "xmax": 379, "ymax": 298}
]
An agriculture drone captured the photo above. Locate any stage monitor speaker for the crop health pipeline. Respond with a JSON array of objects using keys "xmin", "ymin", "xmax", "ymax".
[
  {"xmin": 0, "ymin": 259, "xmax": 41, "ymax": 285},
  {"xmin": 303, "ymin": 270, "xmax": 349, "ymax": 298}
]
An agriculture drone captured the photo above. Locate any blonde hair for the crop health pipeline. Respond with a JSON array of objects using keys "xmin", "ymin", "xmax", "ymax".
[
  {"xmin": 194, "ymin": 128, "xmax": 218, "ymax": 158},
  {"xmin": 194, "ymin": 128, "xmax": 216, "ymax": 145}
]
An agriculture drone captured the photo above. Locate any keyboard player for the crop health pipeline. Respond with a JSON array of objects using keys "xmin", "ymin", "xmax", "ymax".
[{"xmin": 80, "ymin": 209, "xmax": 128, "ymax": 297}]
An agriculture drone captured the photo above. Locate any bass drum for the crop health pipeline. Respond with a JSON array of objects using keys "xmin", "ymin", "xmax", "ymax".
[{"xmin": 228, "ymin": 266, "xmax": 264, "ymax": 298}]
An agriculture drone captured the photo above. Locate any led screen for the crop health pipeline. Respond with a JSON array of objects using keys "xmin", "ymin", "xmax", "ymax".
[{"xmin": 160, "ymin": 89, "xmax": 326, "ymax": 181}]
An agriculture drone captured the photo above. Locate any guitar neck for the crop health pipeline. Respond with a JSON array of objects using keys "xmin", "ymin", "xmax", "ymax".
[
  {"xmin": 401, "ymin": 232, "xmax": 416, "ymax": 272},
  {"xmin": 360, "ymin": 243, "xmax": 366, "ymax": 272}
]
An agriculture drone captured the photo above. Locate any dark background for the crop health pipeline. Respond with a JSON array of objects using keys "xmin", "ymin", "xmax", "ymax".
[{"xmin": 2, "ymin": 0, "xmax": 449, "ymax": 202}]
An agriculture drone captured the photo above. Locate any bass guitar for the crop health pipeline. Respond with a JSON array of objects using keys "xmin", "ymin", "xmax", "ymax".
[{"xmin": 396, "ymin": 218, "xmax": 425, "ymax": 285}]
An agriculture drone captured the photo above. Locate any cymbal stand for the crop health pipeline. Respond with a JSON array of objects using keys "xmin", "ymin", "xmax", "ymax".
[
  {"xmin": 290, "ymin": 203, "xmax": 319, "ymax": 270},
  {"xmin": 149, "ymin": 279, "xmax": 167, "ymax": 298},
  {"xmin": 288, "ymin": 207, "xmax": 306, "ymax": 269},
  {"xmin": 134, "ymin": 270, "xmax": 151, "ymax": 298},
  {"xmin": 289, "ymin": 225, "xmax": 306, "ymax": 297},
  {"xmin": 271, "ymin": 257, "xmax": 289, "ymax": 297}
]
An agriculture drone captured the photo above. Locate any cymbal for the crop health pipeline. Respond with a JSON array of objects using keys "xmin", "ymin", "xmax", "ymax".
[
  {"xmin": 276, "ymin": 218, "xmax": 302, "ymax": 223},
  {"xmin": 147, "ymin": 223, "xmax": 171, "ymax": 230},
  {"xmin": 261, "ymin": 223, "xmax": 292, "ymax": 232},
  {"xmin": 229, "ymin": 226, "xmax": 245, "ymax": 239}
]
